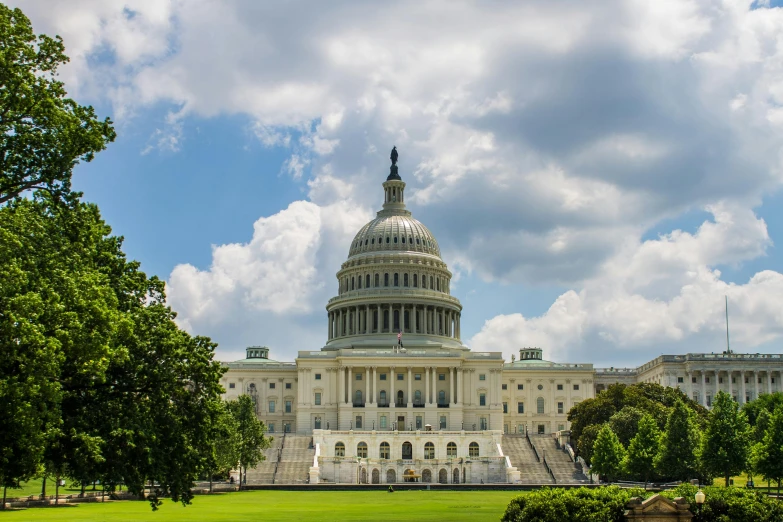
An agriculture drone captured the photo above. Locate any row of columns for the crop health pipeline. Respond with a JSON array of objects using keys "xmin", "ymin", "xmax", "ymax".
[
  {"xmin": 327, "ymin": 304, "xmax": 461, "ymax": 340},
  {"xmin": 330, "ymin": 366, "xmax": 470, "ymax": 406},
  {"xmin": 686, "ymin": 369, "xmax": 778, "ymax": 407}
]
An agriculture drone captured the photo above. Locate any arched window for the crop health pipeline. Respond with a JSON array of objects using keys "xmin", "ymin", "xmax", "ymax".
[
  {"xmin": 404, "ymin": 311, "xmax": 409, "ymax": 332},
  {"xmin": 430, "ymin": 276, "xmax": 434, "ymax": 289},
  {"xmin": 394, "ymin": 236, "xmax": 398, "ymax": 243},
  {"xmin": 380, "ymin": 442, "xmax": 390, "ymax": 459},
  {"xmin": 394, "ymin": 273, "xmax": 399, "ymax": 286},
  {"xmin": 413, "ymin": 274, "xmax": 418, "ymax": 287},
  {"xmin": 351, "ymin": 277, "xmax": 355, "ymax": 290},
  {"xmin": 414, "ymin": 390, "xmax": 422, "ymax": 405},
  {"xmin": 469, "ymin": 442, "xmax": 479, "ymax": 457},
  {"xmin": 404, "ymin": 274, "xmax": 409, "ymax": 287},
  {"xmin": 424, "ymin": 442, "xmax": 435, "ymax": 459},
  {"xmin": 386, "ymin": 236, "xmax": 390, "ymax": 243},
  {"xmin": 437, "ymin": 278, "xmax": 440, "ymax": 291},
  {"xmin": 447, "ymin": 442, "xmax": 457, "ymax": 457},
  {"xmin": 380, "ymin": 390, "xmax": 387, "ymax": 405},
  {"xmin": 355, "ymin": 390, "xmax": 363, "ymax": 405},
  {"xmin": 383, "ymin": 310, "xmax": 389, "ymax": 330},
  {"xmin": 438, "ymin": 390, "xmax": 446, "ymax": 405},
  {"xmin": 397, "ymin": 390, "xmax": 404, "ymax": 406},
  {"xmin": 393, "ymin": 310, "xmax": 400, "ymax": 331},
  {"xmin": 335, "ymin": 442, "xmax": 345, "ymax": 457},
  {"xmin": 402, "ymin": 236, "xmax": 406, "ymax": 243},
  {"xmin": 358, "ymin": 276, "xmax": 362, "ymax": 289},
  {"xmin": 357, "ymin": 442, "xmax": 368, "ymax": 458},
  {"xmin": 371, "ymin": 238, "xmax": 375, "ymax": 244},
  {"xmin": 375, "ymin": 274, "xmax": 379, "ymax": 287},
  {"xmin": 384, "ymin": 273, "xmax": 389, "ymax": 287},
  {"xmin": 402, "ymin": 442, "xmax": 413, "ymax": 459},
  {"xmin": 537, "ymin": 397, "xmax": 545, "ymax": 414},
  {"xmin": 366, "ymin": 274, "xmax": 370, "ymax": 288}
]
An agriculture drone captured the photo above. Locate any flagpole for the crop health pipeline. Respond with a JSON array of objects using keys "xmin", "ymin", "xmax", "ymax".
[{"xmin": 725, "ymin": 295, "xmax": 731, "ymax": 354}]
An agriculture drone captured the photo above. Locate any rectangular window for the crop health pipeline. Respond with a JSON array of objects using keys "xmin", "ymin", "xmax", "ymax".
[
  {"xmin": 677, "ymin": 377, "xmax": 684, "ymax": 383},
  {"xmin": 270, "ymin": 382, "xmax": 275, "ymax": 389},
  {"xmin": 573, "ymin": 384, "xmax": 580, "ymax": 391},
  {"xmin": 692, "ymin": 377, "xmax": 697, "ymax": 383},
  {"xmin": 759, "ymin": 377, "xmax": 763, "ymax": 384},
  {"xmin": 503, "ymin": 402, "xmax": 508, "ymax": 413},
  {"xmin": 439, "ymin": 373, "xmax": 445, "ymax": 381},
  {"xmin": 707, "ymin": 396, "xmax": 712, "ymax": 408},
  {"xmin": 314, "ymin": 393, "xmax": 321, "ymax": 406},
  {"xmin": 268, "ymin": 424, "xmax": 275, "ymax": 433},
  {"xmin": 229, "ymin": 383, "xmax": 235, "ymax": 389},
  {"xmin": 557, "ymin": 384, "xmax": 563, "ymax": 391},
  {"xmin": 479, "ymin": 393, "xmax": 486, "ymax": 406},
  {"xmin": 518, "ymin": 402, "xmax": 524, "ymax": 414},
  {"xmin": 285, "ymin": 400, "xmax": 292, "ymax": 413},
  {"xmin": 268, "ymin": 401, "xmax": 275, "ymax": 413},
  {"xmin": 380, "ymin": 373, "xmax": 387, "ymax": 381},
  {"xmin": 415, "ymin": 374, "xmax": 421, "ymax": 381},
  {"xmin": 440, "ymin": 416, "xmax": 447, "ymax": 429},
  {"xmin": 706, "ymin": 377, "xmax": 710, "ymax": 384},
  {"xmin": 380, "ymin": 416, "xmax": 387, "ymax": 429},
  {"xmin": 719, "ymin": 378, "xmax": 723, "ymax": 384},
  {"xmin": 397, "ymin": 374, "xmax": 404, "ymax": 381},
  {"xmin": 537, "ymin": 400, "xmax": 544, "ymax": 414},
  {"xmin": 286, "ymin": 382, "xmax": 292, "ymax": 389},
  {"xmin": 732, "ymin": 377, "xmax": 736, "ymax": 384},
  {"xmin": 517, "ymin": 384, "xmax": 524, "ymax": 390},
  {"xmin": 502, "ymin": 384, "xmax": 507, "ymax": 390},
  {"xmin": 416, "ymin": 416, "xmax": 422, "ymax": 430},
  {"xmin": 745, "ymin": 377, "xmax": 749, "ymax": 383},
  {"xmin": 558, "ymin": 424, "xmax": 565, "ymax": 432},
  {"xmin": 356, "ymin": 416, "xmax": 362, "ymax": 429},
  {"xmin": 356, "ymin": 374, "xmax": 362, "ymax": 380},
  {"xmin": 557, "ymin": 402, "xmax": 564, "ymax": 414},
  {"xmin": 315, "ymin": 373, "xmax": 321, "ymax": 380},
  {"xmin": 479, "ymin": 374, "xmax": 486, "ymax": 381}
]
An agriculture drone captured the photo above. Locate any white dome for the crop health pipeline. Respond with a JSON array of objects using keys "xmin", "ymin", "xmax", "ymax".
[{"xmin": 348, "ymin": 212, "xmax": 441, "ymax": 259}]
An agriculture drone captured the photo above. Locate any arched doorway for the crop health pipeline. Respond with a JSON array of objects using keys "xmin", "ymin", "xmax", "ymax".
[
  {"xmin": 439, "ymin": 468, "xmax": 448, "ymax": 484},
  {"xmin": 386, "ymin": 469, "xmax": 396, "ymax": 483},
  {"xmin": 397, "ymin": 390, "xmax": 404, "ymax": 407},
  {"xmin": 372, "ymin": 468, "xmax": 380, "ymax": 484},
  {"xmin": 402, "ymin": 441, "xmax": 412, "ymax": 459},
  {"xmin": 422, "ymin": 469, "xmax": 432, "ymax": 483},
  {"xmin": 453, "ymin": 468, "xmax": 460, "ymax": 484},
  {"xmin": 360, "ymin": 468, "xmax": 367, "ymax": 484}
]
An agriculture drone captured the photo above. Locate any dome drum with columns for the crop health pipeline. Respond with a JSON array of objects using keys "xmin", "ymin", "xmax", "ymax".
[{"xmin": 325, "ymin": 161, "xmax": 464, "ymax": 350}]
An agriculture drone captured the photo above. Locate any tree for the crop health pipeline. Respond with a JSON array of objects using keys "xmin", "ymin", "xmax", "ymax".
[
  {"xmin": 609, "ymin": 406, "xmax": 646, "ymax": 447},
  {"xmin": 700, "ymin": 391, "xmax": 750, "ymax": 486},
  {"xmin": 576, "ymin": 424, "xmax": 604, "ymax": 466},
  {"xmin": 742, "ymin": 392, "xmax": 783, "ymax": 427},
  {"xmin": 226, "ymin": 395, "xmax": 271, "ymax": 487},
  {"xmin": 0, "ymin": 4, "xmax": 115, "ymax": 205},
  {"xmin": 624, "ymin": 414, "xmax": 661, "ymax": 488},
  {"xmin": 591, "ymin": 424, "xmax": 626, "ymax": 483},
  {"xmin": 753, "ymin": 406, "xmax": 783, "ymax": 496},
  {"xmin": 206, "ymin": 402, "xmax": 240, "ymax": 493},
  {"xmin": 655, "ymin": 399, "xmax": 701, "ymax": 482}
]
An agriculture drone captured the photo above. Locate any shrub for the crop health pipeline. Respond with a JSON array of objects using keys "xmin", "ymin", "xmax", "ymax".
[
  {"xmin": 664, "ymin": 484, "xmax": 783, "ymax": 522},
  {"xmin": 501, "ymin": 486, "xmax": 645, "ymax": 522}
]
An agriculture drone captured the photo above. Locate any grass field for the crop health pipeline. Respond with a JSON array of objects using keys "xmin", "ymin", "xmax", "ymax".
[{"xmin": 3, "ymin": 490, "xmax": 519, "ymax": 521}]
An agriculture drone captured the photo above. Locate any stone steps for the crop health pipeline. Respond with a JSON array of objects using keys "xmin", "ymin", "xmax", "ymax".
[
  {"xmin": 501, "ymin": 435, "xmax": 554, "ymax": 484},
  {"xmin": 529, "ymin": 435, "xmax": 589, "ymax": 484}
]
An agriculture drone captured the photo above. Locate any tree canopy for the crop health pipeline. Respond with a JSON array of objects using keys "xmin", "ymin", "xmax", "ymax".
[
  {"xmin": 0, "ymin": 4, "xmax": 115, "ymax": 205},
  {"xmin": 623, "ymin": 414, "xmax": 660, "ymax": 487},
  {"xmin": 701, "ymin": 391, "xmax": 750, "ymax": 487},
  {"xmin": 654, "ymin": 399, "xmax": 701, "ymax": 482},
  {"xmin": 591, "ymin": 424, "xmax": 626, "ymax": 483},
  {"xmin": 226, "ymin": 395, "xmax": 271, "ymax": 486}
]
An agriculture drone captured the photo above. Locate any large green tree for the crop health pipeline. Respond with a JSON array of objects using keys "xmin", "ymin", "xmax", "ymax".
[
  {"xmin": 226, "ymin": 395, "xmax": 271, "ymax": 487},
  {"xmin": 655, "ymin": 399, "xmax": 701, "ymax": 482},
  {"xmin": 206, "ymin": 401, "xmax": 240, "ymax": 492},
  {"xmin": 623, "ymin": 414, "xmax": 661, "ymax": 487},
  {"xmin": 752, "ymin": 406, "xmax": 783, "ymax": 495},
  {"xmin": 591, "ymin": 424, "xmax": 626, "ymax": 483},
  {"xmin": 0, "ymin": 4, "xmax": 115, "ymax": 205},
  {"xmin": 700, "ymin": 391, "xmax": 750, "ymax": 486}
]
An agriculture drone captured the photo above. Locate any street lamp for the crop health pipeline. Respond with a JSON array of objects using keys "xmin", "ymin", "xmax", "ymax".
[{"xmin": 695, "ymin": 490, "xmax": 705, "ymax": 513}]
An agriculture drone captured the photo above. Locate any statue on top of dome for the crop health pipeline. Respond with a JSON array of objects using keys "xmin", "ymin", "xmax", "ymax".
[
  {"xmin": 390, "ymin": 146, "xmax": 398, "ymax": 166},
  {"xmin": 387, "ymin": 146, "xmax": 402, "ymax": 181}
]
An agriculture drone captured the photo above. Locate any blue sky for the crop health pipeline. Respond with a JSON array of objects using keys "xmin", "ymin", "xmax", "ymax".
[{"xmin": 17, "ymin": 0, "xmax": 783, "ymax": 367}]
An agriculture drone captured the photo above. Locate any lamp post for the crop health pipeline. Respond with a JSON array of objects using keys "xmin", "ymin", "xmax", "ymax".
[{"xmin": 695, "ymin": 490, "xmax": 705, "ymax": 515}]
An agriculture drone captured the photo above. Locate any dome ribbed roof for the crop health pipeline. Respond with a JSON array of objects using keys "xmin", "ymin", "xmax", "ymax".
[{"xmin": 348, "ymin": 212, "xmax": 441, "ymax": 258}]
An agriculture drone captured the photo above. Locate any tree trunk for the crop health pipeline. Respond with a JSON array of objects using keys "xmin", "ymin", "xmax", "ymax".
[
  {"xmin": 55, "ymin": 476, "xmax": 60, "ymax": 505},
  {"xmin": 3, "ymin": 485, "xmax": 7, "ymax": 510},
  {"xmin": 725, "ymin": 473, "xmax": 730, "ymax": 487},
  {"xmin": 41, "ymin": 476, "xmax": 47, "ymax": 499},
  {"xmin": 209, "ymin": 472, "xmax": 213, "ymax": 494},
  {"xmin": 80, "ymin": 482, "xmax": 86, "ymax": 497}
]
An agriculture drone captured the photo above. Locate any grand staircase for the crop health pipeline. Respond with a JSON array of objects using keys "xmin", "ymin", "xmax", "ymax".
[
  {"xmin": 501, "ymin": 434, "xmax": 553, "ymax": 484},
  {"xmin": 528, "ymin": 435, "xmax": 590, "ymax": 484},
  {"xmin": 244, "ymin": 434, "xmax": 282, "ymax": 484},
  {"xmin": 274, "ymin": 434, "xmax": 315, "ymax": 484}
]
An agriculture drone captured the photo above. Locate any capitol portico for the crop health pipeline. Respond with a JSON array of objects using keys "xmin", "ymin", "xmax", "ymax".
[{"xmin": 220, "ymin": 148, "xmax": 783, "ymax": 484}]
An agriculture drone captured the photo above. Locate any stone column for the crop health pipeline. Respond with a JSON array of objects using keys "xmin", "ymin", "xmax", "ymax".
[
  {"xmin": 450, "ymin": 367, "xmax": 455, "ymax": 404},
  {"xmin": 549, "ymin": 377, "xmax": 555, "ymax": 415},
  {"xmin": 741, "ymin": 370, "xmax": 747, "ymax": 404},
  {"xmin": 423, "ymin": 307, "xmax": 428, "ymax": 334},
  {"xmin": 701, "ymin": 371, "xmax": 707, "ymax": 407},
  {"xmin": 413, "ymin": 305, "xmax": 417, "ymax": 333},
  {"xmin": 365, "ymin": 366, "xmax": 371, "ymax": 404},
  {"xmin": 401, "ymin": 303, "xmax": 405, "ymax": 332},
  {"xmin": 328, "ymin": 312, "xmax": 332, "ymax": 339},
  {"xmin": 433, "ymin": 366, "xmax": 438, "ymax": 404},
  {"xmin": 347, "ymin": 366, "xmax": 353, "ymax": 406},
  {"xmin": 339, "ymin": 367, "xmax": 345, "ymax": 405},
  {"xmin": 377, "ymin": 304, "xmax": 381, "ymax": 334},
  {"xmin": 261, "ymin": 377, "xmax": 268, "ymax": 414},
  {"xmin": 754, "ymin": 370, "xmax": 759, "ymax": 401},
  {"xmin": 458, "ymin": 369, "xmax": 463, "ymax": 406},
  {"xmin": 425, "ymin": 366, "xmax": 430, "ymax": 406},
  {"xmin": 686, "ymin": 370, "xmax": 692, "ymax": 401},
  {"xmin": 390, "ymin": 366, "xmax": 396, "ymax": 407},
  {"xmin": 407, "ymin": 367, "xmax": 413, "ymax": 407},
  {"xmin": 366, "ymin": 305, "xmax": 370, "ymax": 334},
  {"xmin": 768, "ymin": 371, "xmax": 773, "ymax": 395},
  {"xmin": 715, "ymin": 369, "xmax": 719, "ymax": 402},
  {"xmin": 728, "ymin": 370, "xmax": 733, "ymax": 400}
]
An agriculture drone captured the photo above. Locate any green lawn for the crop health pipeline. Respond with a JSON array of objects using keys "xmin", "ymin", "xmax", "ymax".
[{"xmin": 3, "ymin": 490, "xmax": 520, "ymax": 521}]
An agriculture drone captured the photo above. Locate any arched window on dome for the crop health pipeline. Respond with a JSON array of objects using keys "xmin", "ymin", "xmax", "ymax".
[
  {"xmin": 372, "ymin": 238, "xmax": 375, "ymax": 244},
  {"xmin": 386, "ymin": 236, "xmax": 390, "ymax": 244},
  {"xmin": 409, "ymin": 237, "xmax": 412, "ymax": 244},
  {"xmin": 394, "ymin": 236, "xmax": 398, "ymax": 243},
  {"xmin": 357, "ymin": 276, "xmax": 362, "ymax": 289},
  {"xmin": 402, "ymin": 236, "xmax": 406, "ymax": 243},
  {"xmin": 375, "ymin": 274, "xmax": 380, "ymax": 287},
  {"xmin": 416, "ymin": 238, "xmax": 420, "ymax": 245},
  {"xmin": 394, "ymin": 273, "xmax": 399, "ymax": 287},
  {"xmin": 373, "ymin": 310, "xmax": 379, "ymax": 332},
  {"xmin": 436, "ymin": 278, "xmax": 440, "ymax": 291},
  {"xmin": 351, "ymin": 277, "xmax": 355, "ymax": 290},
  {"xmin": 383, "ymin": 310, "xmax": 389, "ymax": 331},
  {"xmin": 393, "ymin": 310, "xmax": 400, "ymax": 331},
  {"xmin": 384, "ymin": 273, "xmax": 389, "ymax": 287},
  {"xmin": 404, "ymin": 311, "xmax": 409, "ymax": 332},
  {"xmin": 430, "ymin": 276, "xmax": 434, "ymax": 289},
  {"xmin": 366, "ymin": 274, "xmax": 370, "ymax": 288},
  {"xmin": 365, "ymin": 239, "xmax": 368, "ymax": 245},
  {"xmin": 413, "ymin": 274, "xmax": 418, "ymax": 288},
  {"xmin": 403, "ymin": 274, "xmax": 409, "ymax": 287}
]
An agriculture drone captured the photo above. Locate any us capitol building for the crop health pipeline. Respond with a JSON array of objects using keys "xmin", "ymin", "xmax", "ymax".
[{"xmin": 220, "ymin": 149, "xmax": 783, "ymax": 485}]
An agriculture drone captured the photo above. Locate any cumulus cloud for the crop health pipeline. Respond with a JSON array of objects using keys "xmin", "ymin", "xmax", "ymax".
[{"xmin": 15, "ymin": 0, "xmax": 783, "ymax": 359}]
